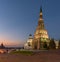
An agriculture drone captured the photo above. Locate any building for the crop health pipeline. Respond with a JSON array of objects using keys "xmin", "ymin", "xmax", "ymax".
[
  {"xmin": 32, "ymin": 7, "xmax": 49, "ymax": 50},
  {"xmin": 54, "ymin": 40, "xmax": 59, "ymax": 49},
  {"xmin": 24, "ymin": 7, "xmax": 59, "ymax": 50},
  {"xmin": 24, "ymin": 7, "xmax": 49, "ymax": 50},
  {"xmin": 24, "ymin": 34, "xmax": 33, "ymax": 49}
]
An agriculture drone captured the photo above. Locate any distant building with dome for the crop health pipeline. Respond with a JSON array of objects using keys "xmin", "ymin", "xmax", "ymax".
[{"xmin": 24, "ymin": 34, "xmax": 33, "ymax": 49}]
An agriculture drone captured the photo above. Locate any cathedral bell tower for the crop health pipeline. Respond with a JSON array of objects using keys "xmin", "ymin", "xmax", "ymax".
[{"xmin": 33, "ymin": 7, "xmax": 49, "ymax": 50}]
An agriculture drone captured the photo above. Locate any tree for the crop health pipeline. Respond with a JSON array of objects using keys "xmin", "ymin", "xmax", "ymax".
[
  {"xmin": 0, "ymin": 43, "xmax": 5, "ymax": 49},
  {"xmin": 49, "ymin": 38, "xmax": 56, "ymax": 49},
  {"xmin": 43, "ymin": 42, "xmax": 48, "ymax": 49},
  {"xmin": 58, "ymin": 40, "xmax": 60, "ymax": 49}
]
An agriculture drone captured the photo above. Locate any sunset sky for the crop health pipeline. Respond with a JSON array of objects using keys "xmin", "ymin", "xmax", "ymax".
[{"xmin": 0, "ymin": 0, "xmax": 60, "ymax": 47}]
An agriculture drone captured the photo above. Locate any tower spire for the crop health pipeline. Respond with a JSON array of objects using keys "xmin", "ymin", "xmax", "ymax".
[
  {"xmin": 38, "ymin": 6, "xmax": 44, "ymax": 29},
  {"xmin": 39, "ymin": 6, "xmax": 43, "ymax": 20},
  {"xmin": 40, "ymin": 6, "xmax": 42, "ymax": 12}
]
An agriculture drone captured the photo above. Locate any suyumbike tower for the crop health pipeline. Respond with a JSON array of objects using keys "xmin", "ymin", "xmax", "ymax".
[{"xmin": 32, "ymin": 7, "xmax": 49, "ymax": 50}]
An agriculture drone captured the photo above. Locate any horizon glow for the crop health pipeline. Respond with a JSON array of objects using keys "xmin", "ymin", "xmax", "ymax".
[{"xmin": 0, "ymin": 0, "xmax": 60, "ymax": 46}]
